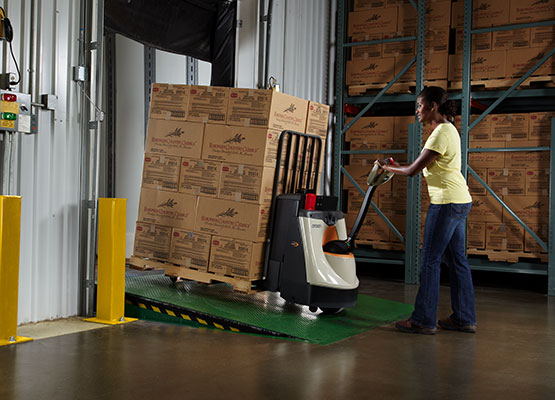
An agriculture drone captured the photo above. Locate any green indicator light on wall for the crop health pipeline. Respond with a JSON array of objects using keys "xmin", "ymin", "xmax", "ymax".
[{"xmin": 1, "ymin": 112, "xmax": 16, "ymax": 120}]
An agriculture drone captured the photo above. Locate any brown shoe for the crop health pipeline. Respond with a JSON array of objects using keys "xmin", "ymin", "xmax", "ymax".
[
  {"xmin": 395, "ymin": 319, "xmax": 437, "ymax": 335},
  {"xmin": 438, "ymin": 317, "xmax": 476, "ymax": 333}
]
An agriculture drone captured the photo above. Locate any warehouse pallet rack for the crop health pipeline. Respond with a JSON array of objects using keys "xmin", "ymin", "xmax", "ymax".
[
  {"xmin": 335, "ymin": 0, "xmax": 555, "ymax": 295},
  {"xmin": 458, "ymin": 1, "xmax": 555, "ymax": 295},
  {"xmin": 335, "ymin": 0, "xmax": 427, "ymax": 284}
]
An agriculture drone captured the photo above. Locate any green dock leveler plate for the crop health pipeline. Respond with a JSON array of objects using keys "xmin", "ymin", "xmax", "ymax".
[{"xmin": 125, "ymin": 272, "xmax": 413, "ymax": 345}]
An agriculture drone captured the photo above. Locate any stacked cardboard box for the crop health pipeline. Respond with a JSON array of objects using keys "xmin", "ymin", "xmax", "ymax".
[
  {"xmin": 134, "ymin": 84, "xmax": 329, "ymax": 280},
  {"xmin": 347, "ymin": 1, "xmax": 450, "ymax": 92}
]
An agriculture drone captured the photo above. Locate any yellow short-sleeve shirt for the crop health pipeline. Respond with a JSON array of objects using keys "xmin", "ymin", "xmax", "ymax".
[{"xmin": 422, "ymin": 123, "xmax": 472, "ymax": 205}]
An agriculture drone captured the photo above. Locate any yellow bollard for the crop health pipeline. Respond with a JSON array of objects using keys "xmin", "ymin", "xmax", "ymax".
[
  {"xmin": 84, "ymin": 198, "xmax": 136, "ymax": 325},
  {"xmin": 0, "ymin": 196, "xmax": 32, "ymax": 346}
]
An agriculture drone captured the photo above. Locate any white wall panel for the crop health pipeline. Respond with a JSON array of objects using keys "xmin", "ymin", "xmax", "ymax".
[{"xmin": 2, "ymin": 0, "xmax": 82, "ymax": 323}]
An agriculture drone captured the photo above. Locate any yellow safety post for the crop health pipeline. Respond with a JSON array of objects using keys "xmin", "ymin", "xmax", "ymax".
[
  {"xmin": 84, "ymin": 198, "xmax": 137, "ymax": 325},
  {"xmin": 0, "ymin": 196, "xmax": 32, "ymax": 346}
]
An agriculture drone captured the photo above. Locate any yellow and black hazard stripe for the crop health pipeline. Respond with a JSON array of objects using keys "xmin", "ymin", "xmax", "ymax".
[{"xmin": 125, "ymin": 293, "xmax": 296, "ymax": 339}]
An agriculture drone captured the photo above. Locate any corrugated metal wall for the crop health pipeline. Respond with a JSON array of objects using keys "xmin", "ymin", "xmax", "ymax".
[{"xmin": 1, "ymin": 1, "xmax": 83, "ymax": 323}]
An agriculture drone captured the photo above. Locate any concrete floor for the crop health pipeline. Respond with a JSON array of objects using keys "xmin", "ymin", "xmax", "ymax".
[{"xmin": 1, "ymin": 276, "xmax": 554, "ymax": 400}]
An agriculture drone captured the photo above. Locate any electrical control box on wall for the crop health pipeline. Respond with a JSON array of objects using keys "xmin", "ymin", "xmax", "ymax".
[{"xmin": 0, "ymin": 90, "xmax": 31, "ymax": 133}]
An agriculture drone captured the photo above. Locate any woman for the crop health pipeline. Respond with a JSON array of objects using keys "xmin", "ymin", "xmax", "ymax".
[{"xmin": 377, "ymin": 86, "xmax": 476, "ymax": 335}]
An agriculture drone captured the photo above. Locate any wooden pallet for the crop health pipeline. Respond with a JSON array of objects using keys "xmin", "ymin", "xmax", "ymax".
[
  {"xmin": 467, "ymin": 249, "xmax": 548, "ymax": 263},
  {"xmin": 348, "ymin": 80, "xmax": 447, "ymax": 97},
  {"xmin": 127, "ymin": 256, "xmax": 259, "ymax": 294},
  {"xmin": 448, "ymin": 75, "xmax": 555, "ymax": 91}
]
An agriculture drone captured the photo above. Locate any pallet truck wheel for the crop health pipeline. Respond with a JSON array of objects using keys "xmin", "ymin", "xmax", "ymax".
[
  {"xmin": 169, "ymin": 276, "xmax": 178, "ymax": 283},
  {"xmin": 320, "ymin": 307, "xmax": 344, "ymax": 315}
]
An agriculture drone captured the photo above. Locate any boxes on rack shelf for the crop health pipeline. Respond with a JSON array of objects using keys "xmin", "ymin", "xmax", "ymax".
[
  {"xmin": 530, "ymin": 26, "xmax": 555, "ymax": 49},
  {"xmin": 504, "ymin": 142, "xmax": 550, "ymax": 169},
  {"xmin": 346, "ymin": 58, "xmax": 396, "ymax": 85},
  {"xmin": 487, "ymin": 168, "xmax": 526, "ymax": 196},
  {"xmin": 468, "ymin": 168, "xmax": 487, "ymax": 196},
  {"xmin": 348, "ymin": 7, "xmax": 398, "ymax": 37},
  {"xmin": 138, "ymin": 188, "xmax": 197, "ymax": 230},
  {"xmin": 395, "ymin": 53, "xmax": 449, "ymax": 82},
  {"xmin": 426, "ymin": 27, "xmax": 450, "ymax": 54},
  {"xmin": 491, "ymin": 114, "xmax": 529, "ymax": 142},
  {"xmin": 454, "ymin": 115, "xmax": 492, "ymax": 142},
  {"xmin": 305, "ymin": 101, "xmax": 330, "ymax": 139},
  {"xmin": 382, "ymin": 32, "xmax": 415, "ymax": 57},
  {"xmin": 492, "ymin": 28, "xmax": 531, "ymax": 50},
  {"xmin": 353, "ymin": 0, "xmax": 387, "ymax": 11},
  {"xmin": 133, "ymin": 222, "xmax": 172, "ymax": 261},
  {"xmin": 142, "ymin": 154, "xmax": 181, "ymax": 192},
  {"xmin": 345, "ymin": 116, "xmax": 395, "ymax": 142},
  {"xmin": 528, "ymin": 112, "xmax": 555, "ymax": 146},
  {"xmin": 468, "ymin": 147, "xmax": 505, "ymax": 169},
  {"xmin": 397, "ymin": 1, "xmax": 451, "ymax": 31},
  {"xmin": 486, "ymin": 222, "xmax": 524, "ymax": 251},
  {"xmin": 502, "ymin": 195, "xmax": 549, "ymax": 225},
  {"xmin": 525, "ymin": 224, "xmax": 548, "ymax": 253},
  {"xmin": 448, "ymin": 51, "xmax": 507, "ymax": 82},
  {"xmin": 379, "ymin": 191, "xmax": 406, "ymax": 218},
  {"xmin": 202, "ymin": 124, "xmax": 279, "ymax": 168},
  {"xmin": 451, "ymin": 0, "xmax": 509, "ymax": 29},
  {"xmin": 145, "ymin": 120, "xmax": 204, "ymax": 158},
  {"xmin": 195, "ymin": 197, "xmax": 270, "ymax": 242},
  {"xmin": 348, "ymin": 139, "xmax": 383, "ymax": 166},
  {"xmin": 345, "ymin": 214, "xmax": 389, "ymax": 242},
  {"xmin": 187, "ymin": 86, "xmax": 229, "ymax": 124},
  {"xmin": 208, "ymin": 236, "xmax": 265, "ymax": 280},
  {"xmin": 149, "ymin": 83, "xmax": 189, "ymax": 121},
  {"xmin": 388, "ymin": 216, "xmax": 406, "ymax": 243},
  {"xmin": 510, "ymin": 0, "xmax": 555, "ymax": 24},
  {"xmin": 467, "ymin": 222, "xmax": 486, "ymax": 250},
  {"xmin": 179, "ymin": 158, "xmax": 220, "ymax": 197},
  {"xmin": 506, "ymin": 48, "xmax": 555, "ymax": 78},
  {"xmin": 226, "ymin": 88, "xmax": 308, "ymax": 133},
  {"xmin": 218, "ymin": 163, "xmax": 274, "ymax": 205},
  {"xmin": 455, "ymin": 29, "xmax": 492, "ymax": 53},
  {"xmin": 525, "ymin": 169, "xmax": 550, "ymax": 196},
  {"xmin": 468, "ymin": 195, "xmax": 503, "ymax": 223},
  {"xmin": 169, "ymin": 229, "xmax": 211, "ymax": 271},
  {"xmin": 343, "ymin": 164, "xmax": 375, "ymax": 189},
  {"xmin": 346, "ymin": 189, "xmax": 380, "ymax": 215},
  {"xmin": 351, "ymin": 34, "xmax": 383, "ymax": 60}
]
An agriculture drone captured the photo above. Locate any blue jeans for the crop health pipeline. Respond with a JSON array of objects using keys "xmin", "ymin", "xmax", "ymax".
[{"xmin": 410, "ymin": 202, "xmax": 476, "ymax": 329}]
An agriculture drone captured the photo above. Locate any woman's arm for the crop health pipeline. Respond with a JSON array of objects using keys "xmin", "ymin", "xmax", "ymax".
[{"xmin": 378, "ymin": 149, "xmax": 440, "ymax": 177}]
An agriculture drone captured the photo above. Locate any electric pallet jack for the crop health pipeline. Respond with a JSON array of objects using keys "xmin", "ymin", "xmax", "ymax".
[{"xmin": 263, "ymin": 131, "xmax": 394, "ymax": 314}]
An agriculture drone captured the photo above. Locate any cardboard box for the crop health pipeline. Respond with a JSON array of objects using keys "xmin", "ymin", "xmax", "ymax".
[
  {"xmin": 455, "ymin": 29, "xmax": 492, "ymax": 53},
  {"xmin": 142, "ymin": 154, "xmax": 181, "ymax": 192},
  {"xmin": 454, "ymin": 115, "xmax": 492, "ymax": 142},
  {"xmin": 348, "ymin": 7, "xmax": 398, "ymax": 37},
  {"xmin": 226, "ymin": 89, "xmax": 308, "ymax": 133},
  {"xmin": 169, "ymin": 229, "xmax": 211, "ymax": 271},
  {"xmin": 305, "ymin": 101, "xmax": 330, "ymax": 139},
  {"xmin": 346, "ymin": 58, "xmax": 396, "ymax": 85},
  {"xmin": 393, "ymin": 115, "xmax": 416, "ymax": 144},
  {"xmin": 468, "ymin": 150, "xmax": 505, "ymax": 169},
  {"xmin": 469, "ymin": 140, "xmax": 505, "ymax": 149},
  {"xmin": 487, "ymin": 168, "xmax": 526, "ymax": 196},
  {"xmin": 528, "ymin": 112, "xmax": 555, "ymax": 146},
  {"xmin": 382, "ymin": 32, "xmax": 415, "ymax": 57},
  {"xmin": 388, "ymin": 216, "xmax": 406, "ymax": 243},
  {"xmin": 379, "ymin": 191, "xmax": 406, "ymax": 217},
  {"xmin": 530, "ymin": 26, "xmax": 555, "ymax": 49},
  {"xmin": 396, "ymin": 53, "xmax": 449, "ymax": 82},
  {"xmin": 510, "ymin": 0, "xmax": 555, "ymax": 24},
  {"xmin": 218, "ymin": 163, "xmax": 274, "ymax": 205},
  {"xmin": 138, "ymin": 188, "xmax": 197, "ymax": 230},
  {"xmin": 525, "ymin": 169, "xmax": 550, "ymax": 196},
  {"xmin": 502, "ymin": 195, "xmax": 549, "ymax": 225},
  {"xmin": 452, "ymin": 0, "xmax": 509, "ymax": 28},
  {"xmin": 486, "ymin": 222, "xmax": 524, "ymax": 251},
  {"xmin": 351, "ymin": 34, "xmax": 383, "ymax": 60},
  {"xmin": 353, "ymin": 0, "xmax": 386, "ymax": 10},
  {"xmin": 506, "ymin": 48, "xmax": 555, "ymax": 77},
  {"xmin": 133, "ymin": 222, "xmax": 171, "ymax": 261},
  {"xmin": 202, "ymin": 125, "xmax": 279, "ymax": 168},
  {"xmin": 492, "ymin": 28, "xmax": 531, "ymax": 50},
  {"xmin": 426, "ymin": 27, "xmax": 450, "ymax": 54},
  {"xmin": 398, "ymin": 1, "xmax": 451, "ymax": 31},
  {"xmin": 345, "ymin": 116, "xmax": 395, "ymax": 142},
  {"xmin": 347, "ymin": 189, "xmax": 380, "ymax": 215},
  {"xmin": 178, "ymin": 158, "xmax": 220, "ymax": 198},
  {"xmin": 504, "ymin": 143, "xmax": 550, "ymax": 169},
  {"xmin": 467, "ymin": 222, "xmax": 486, "ymax": 250},
  {"xmin": 491, "ymin": 114, "xmax": 529, "ymax": 142},
  {"xmin": 391, "ymin": 177, "xmax": 406, "ymax": 197},
  {"xmin": 145, "ymin": 120, "xmax": 204, "ymax": 158},
  {"xmin": 343, "ymin": 164, "xmax": 375, "ymax": 189},
  {"xmin": 149, "ymin": 83, "xmax": 189, "ymax": 121},
  {"xmin": 348, "ymin": 139, "xmax": 383, "ymax": 166},
  {"xmin": 209, "ymin": 236, "xmax": 265, "ymax": 280},
  {"xmin": 468, "ymin": 195, "xmax": 503, "ymax": 223},
  {"xmin": 345, "ymin": 214, "xmax": 389, "ymax": 242},
  {"xmin": 525, "ymin": 224, "xmax": 548, "ymax": 253},
  {"xmin": 187, "ymin": 86, "xmax": 229, "ymax": 124},
  {"xmin": 448, "ymin": 51, "xmax": 506, "ymax": 82},
  {"xmin": 468, "ymin": 168, "xmax": 487, "ymax": 196},
  {"xmin": 195, "ymin": 197, "xmax": 270, "ymax": 242}
]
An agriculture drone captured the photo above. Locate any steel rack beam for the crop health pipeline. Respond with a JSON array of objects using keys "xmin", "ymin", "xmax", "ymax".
[
  {"xmin": 472, "ymin": 20, "xmax": 555, "ymax": 34},
  {"xmin": 344, "ymin": 36, "xmax": 417, "ymax": 48},
  {"xmin": 468, "ymin": 258, "xmax": 547, "ymax": 275}
]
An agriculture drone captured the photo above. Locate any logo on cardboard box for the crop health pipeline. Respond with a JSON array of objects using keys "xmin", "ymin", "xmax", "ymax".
[
  {"xmin": 365, "ymin": 14, "xmax": 381, "ymax": 22},
  {"xmin": 531, "ymin": 0, "xmax": 550, "ymax": 7},
  {"xmin": 474, "ymin": 3, "xmax": 491, "ymax": 12},
  {"xmin": 217, "ymin": 208, "xmax": 239, "ymax": 218},
  {"xmin": 363, "ymin": 63, "xmax": 378, "ymax": 71},
  {"xmin": 472, "ymin": 57, "xmax": 487, "ymax": 65},
  {"xmin": 530, "ymin": 52, "xmax": 545, "ymax": 62},
  {"xmin": 472, "ymin": 199, "xmax": 484, "ymax": 207},
  {"xmin": 159, "ymin": 198, "xmax": 178, "ymax": 208},
  {"xmin": 524, "ymin": 201, "xmax": 545, "ymax": 210},
  {"xmin": 284, "ymin": 104, "xmax": 297, "ymax": 113},
  {"xmin": 137, "ymin": 226, "xmax": 144, "ymax": 231},
  {"xmin": 363, "ymin": 121, "xmax": 378, "ymax": 129},
  {"xmin": 166, "ymin": 128, "xmax": 184, "ymax": 137},
  {"xmin": 224, "ymin": 133, "xmax": 246, "ymax": 143}
]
